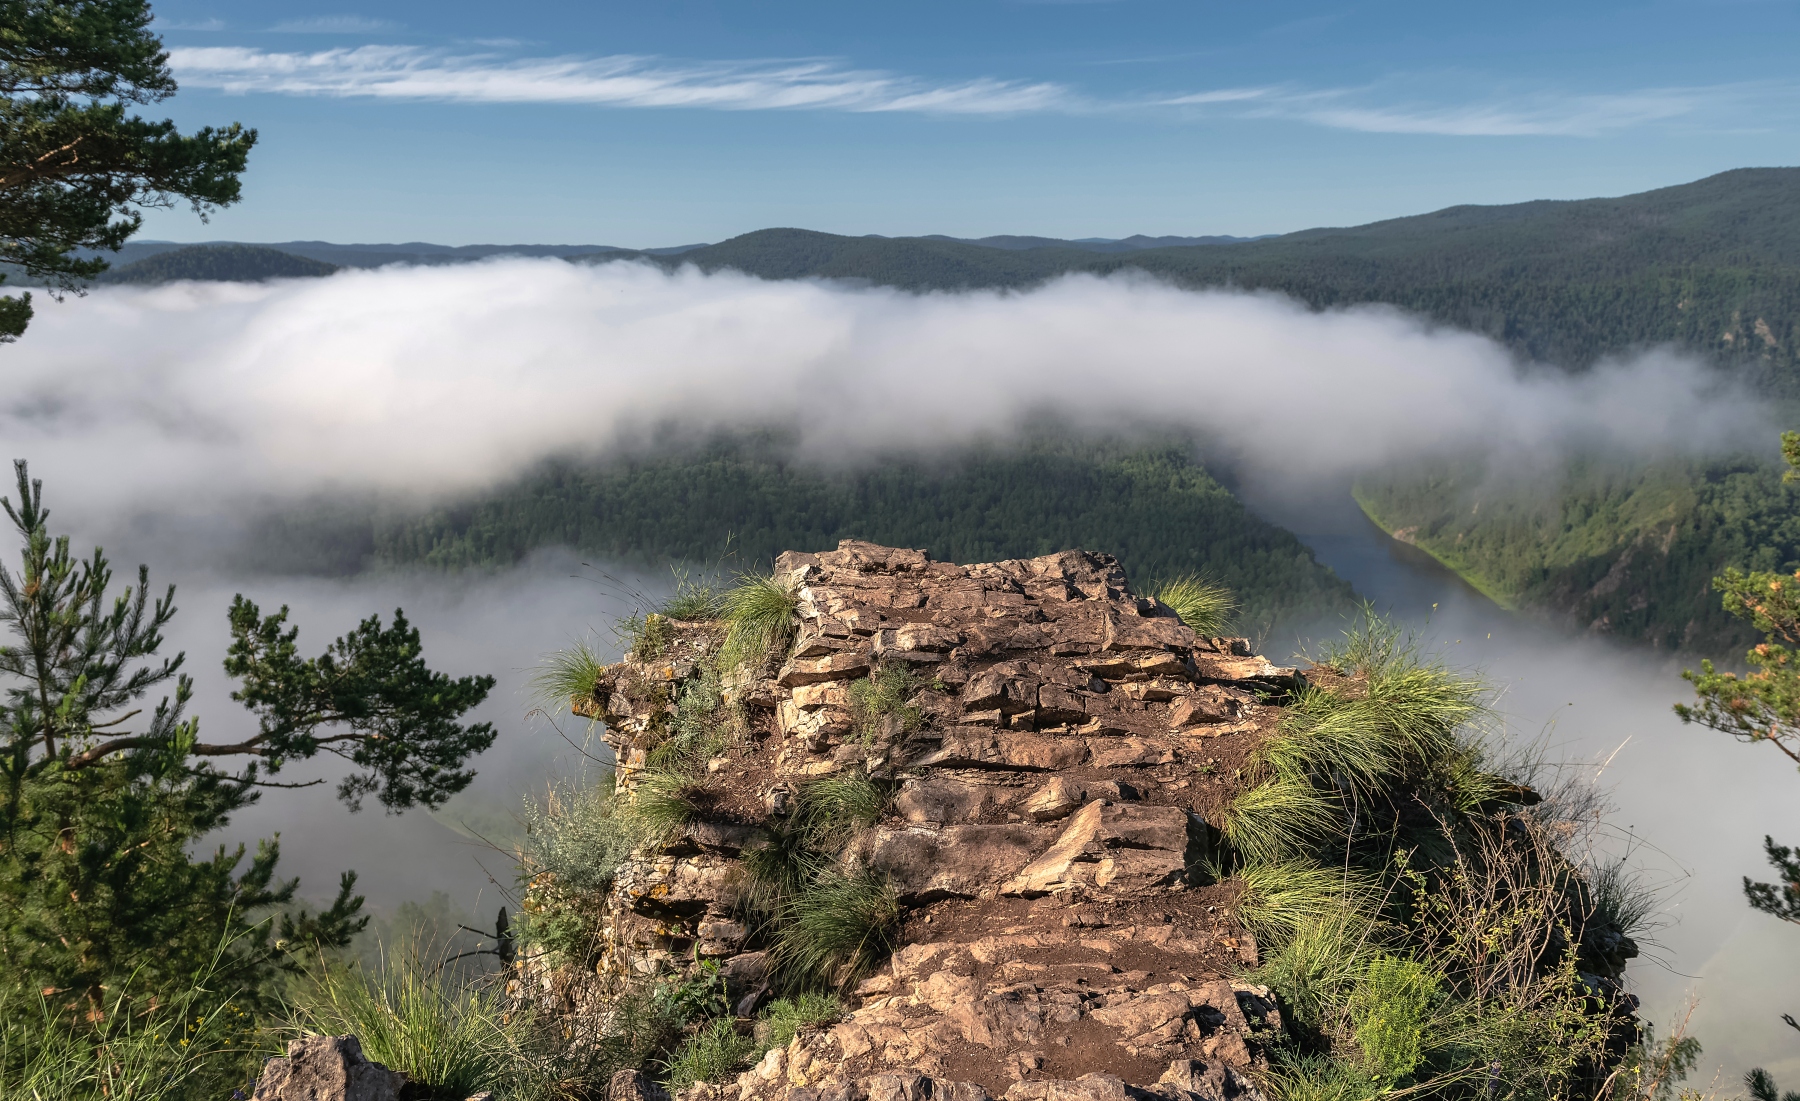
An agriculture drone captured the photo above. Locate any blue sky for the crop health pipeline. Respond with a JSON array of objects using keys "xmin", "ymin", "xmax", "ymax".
[{"xmin": 137, "ymin": 0, "xmax": 1800, "ymax": 245}]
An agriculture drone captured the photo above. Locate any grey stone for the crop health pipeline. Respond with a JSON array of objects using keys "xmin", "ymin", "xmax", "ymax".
[{"xmin": 253, "ymin": 1034, "xmax": 405, "ymax": 1101}]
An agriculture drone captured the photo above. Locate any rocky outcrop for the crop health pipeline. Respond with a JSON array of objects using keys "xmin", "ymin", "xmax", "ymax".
[
  {"xmin": 252, "ymin": 1035, "xmax": 405, "ymax": 1101},
  {"xmin": 544, "ymin": 542, "xmax": 1304, "ymax": 1101}
]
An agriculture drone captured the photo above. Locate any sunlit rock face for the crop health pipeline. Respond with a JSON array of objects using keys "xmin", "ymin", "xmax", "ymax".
[{"xmin": 537, "ymin": 541, "xmax": 1300, "ymax": 1101}]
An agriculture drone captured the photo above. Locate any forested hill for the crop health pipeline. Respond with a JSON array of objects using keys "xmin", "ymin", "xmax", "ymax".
[
  {"xmin": 611, "ymin": 167, "xmax": 1800, "ymax": 385},
  {"xmin": 97, "ymin": 244, "xmax": 338, "ymax": 283},
  {"xmin": 256, "ymin": 436, "xmax": 1357, "ymax": 638}
]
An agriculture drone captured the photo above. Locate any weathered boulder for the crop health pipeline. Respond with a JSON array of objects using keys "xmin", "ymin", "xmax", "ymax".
[{"xmin": 252, "ymin": 1035, "xmax": 405, "ymax": 1101}]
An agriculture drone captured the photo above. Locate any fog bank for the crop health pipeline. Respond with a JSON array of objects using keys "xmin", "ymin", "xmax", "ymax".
[{"xmin": 1, "ymin": 258, "xmax": 1768, "ymax": 541}]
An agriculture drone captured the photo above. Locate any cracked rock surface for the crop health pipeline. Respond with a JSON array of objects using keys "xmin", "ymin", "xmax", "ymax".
[{"xmin": 552, "ymin": 542, "xmax": 1300, "ymax": 1101}]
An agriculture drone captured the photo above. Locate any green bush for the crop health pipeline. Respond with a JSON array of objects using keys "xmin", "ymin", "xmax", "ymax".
[
  {"xmin": 522, "ymin": 776, "xmax": 636, "ymax": 896},
  {"xmin": 1347, "ymin": 955, "xmax": 1441, "ymax": 1083}
]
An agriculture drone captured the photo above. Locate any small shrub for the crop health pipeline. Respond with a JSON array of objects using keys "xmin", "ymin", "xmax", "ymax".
[
  {"xmin": 662, "ymin": 1018, "xmax": 758, "ymax": 1090},
  {"xmin": 1155, "ymin": 575, "xmax": 1237, "ymax": 635},
  {"xmin": 848, "ymin": 663, "xmax": 924, "ymax": 746},
  {"xmin": 1347, "ymin": 954, "xmax": 1440, "ymax": 1083},
  {"xmin": 775, "ymin": 870, "xmax": 900, "ymax": 987},
  {"xmin": 522, "ymin": 775, "xmax": 635, "ymax": 895},
  {"xmin": 761, "ymin": 994, "xmax": 842, "ymax": 1049},
  {"xmin": 530, "ymin": 640, "xmax": 608, "ymax": 714},
  {"xmin": 720, "ymin": 573, "xmax": 799, "ymax": 670}
]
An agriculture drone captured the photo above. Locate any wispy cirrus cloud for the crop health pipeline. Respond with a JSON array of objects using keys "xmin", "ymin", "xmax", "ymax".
[
  {"xmin": 168, "ymin": 43, "xmax": 1765, "ymax": 134},
  {"xmin": 1160, "ymin": 82, "xmax": 1754, "ymax": 137},
  {"xmin": 270, "ymin": 15, "xmax": 401, "ymax": 33},
  {"xmin": 169, "ymin": 46, "xmax": 1077, "ymax": 115}
]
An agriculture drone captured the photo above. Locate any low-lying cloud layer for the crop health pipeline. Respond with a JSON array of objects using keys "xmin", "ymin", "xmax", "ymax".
[{"xmin": 2, "ymin": 257, "xmax": 1763, "ymax": 537}]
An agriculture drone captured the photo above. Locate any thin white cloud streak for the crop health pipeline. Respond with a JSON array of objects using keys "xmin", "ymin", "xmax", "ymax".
[
  {"xmin": 1160, "ymin": 83, "xmax": 1744, "ymax": 136},
  {"xmin": 270, "ymin": 15, "xmax": 403, "ymax": 34},
  {"xmin": 167, "ymin": 45, "xmax": 1757, "ymax": 133},
  {"xmin": 0, "ymin": 259, "xmax": 1766, "ymax": 531},
  {"xmin": 169, "ymin": 46, "xmax": 1076, "ymax": 115}
]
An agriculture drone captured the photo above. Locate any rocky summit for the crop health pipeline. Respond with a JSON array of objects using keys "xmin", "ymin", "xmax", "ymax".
[{"xmin": 533, "ymin": 541, "xmax": 1310, "ymax": 1101}]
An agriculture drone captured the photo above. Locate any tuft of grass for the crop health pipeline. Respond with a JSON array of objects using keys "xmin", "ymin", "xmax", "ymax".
[
  {"xmin": 623, "ymin": 769, "xmax": 707, "ymax": 844},
  {"xmin": 1347, "ymin": 954, "xmax": 1441, "ymax": 1084},
  {"xmin": 740, "ymin": 818, "xmax": 826, "ymax": 917},
  {"xmin": 1261, "ymin": 1053, "xmax": 1384, "ymax": 1101},
  {"xmin": 1156, "ymin": 575, "xmax": 1237, "ymax": 635},
  {"xmin": 798, "ymin": 772, "xmax": 889, "ymax": 840},
  {"xmin": 530, "ymin": 640, "xmax": 608, "ymax": 715},
  {"xmin": 1236, "ymin": 861, "xmax": 1375, "ymax": 944},
  {"xmin": 1587, "ymin": 859, "xmax": 1658, "ymax": 942},
  {"xmin": 662, "ymin": 1019, "xmax": 757, "ymax": 1091},
  {"xmin": 848, "ymin": 663, "xmax": 925, "ymax": 747},
  {"xmin": 286, "ymin": 960, "xmax": 535, "ymax": 1100},
  {"xmin": 1249, "ymin": 908, "xmax": 1382, "ymax": 1034},
  {"xmin": 760, "ymin": 994, "xmax": 842, "ymax": 1050},
  {"xmin": 774, "ymin": 870, "xmax": 901, "ymax": 988},
  {"xmin": 661, "ymin": 570, "xmax": 726, "ymax": 621},
  {"xmin": 719, "ymin": 572, "xmax": 800, "ymax": 671},
  {"xmin": 1224, "ymin": 773, "xmax": 1339, "ymax": 865}
]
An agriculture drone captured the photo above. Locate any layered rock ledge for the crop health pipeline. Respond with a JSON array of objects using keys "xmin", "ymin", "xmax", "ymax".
[{"xmin": 547, "ymin": 542, "xmax": 1303, "ymax": 1101}]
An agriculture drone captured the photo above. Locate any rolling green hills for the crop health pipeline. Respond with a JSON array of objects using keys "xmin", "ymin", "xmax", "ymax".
[
  {"xmin": 258, "ymin": 435, "xmax": 1357, "ymax": 638},
  {"xmin": 616, "ymin": 168, "xmax": 1800, "ymax": 387}
]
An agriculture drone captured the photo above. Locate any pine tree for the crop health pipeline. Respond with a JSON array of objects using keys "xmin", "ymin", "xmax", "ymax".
[{"xmin": 0, "ymin": 460, "xmax": 495, "ymax": 1015}]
